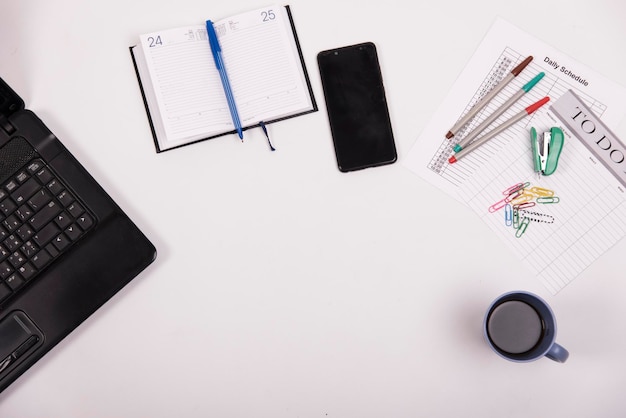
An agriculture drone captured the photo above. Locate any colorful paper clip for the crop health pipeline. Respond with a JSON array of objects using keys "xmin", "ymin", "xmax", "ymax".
[
  {"xmin": 528, "ymin": 186, "xmax": 555, "ymax": 197},
  {"xmin": 492, "ymin": 181, "xmax": 559, "ymax": 238},
  {"xmin": 513, "ymin": 201, "xmax": 536, "ymax": 210},
  {"xmin": 520, "ymin": 210, "xmax": 554, "ymax": 224},
  {"xmin": 505, "ymin": 204, "xmax": 513, "ymax": 226},
  {"xmin": 537, "ymin": 196, "xmax": 560, "ymax": 204},
  {"xmin": 489, "ymin": 190, "xmax": 522, "ymax": 212},
  {"xmin": 502, "ymin": 182, "xmax": 528, "ymax": 196},
  {"xmin": 489, "ymin": 197, "xmax": 508, "ymax": 213},
  {"xmin": 515, "ymin": 217, "xmax": 530, "ymax": 238},
  {"xmin": 510, "ymin": 194, "xmax": 534, "ymax": 206}
]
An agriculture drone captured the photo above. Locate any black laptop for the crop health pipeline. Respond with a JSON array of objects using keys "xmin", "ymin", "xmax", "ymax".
[{"xmin": 0, "ymin": 76, "xmax": 156, "ymax": 392}]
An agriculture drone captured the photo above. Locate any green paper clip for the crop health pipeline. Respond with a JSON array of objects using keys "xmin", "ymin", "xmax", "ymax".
[
  {"xmin": 516, "ymin": 217, "xmax": 530, "ymax": 238},
  {"xmin": 530, "ymin": 127, "xmax": 564, "ymax": 176},
  {"xmin": 537, "ymin": 196, "xmax": 560, "ymax": 204}
]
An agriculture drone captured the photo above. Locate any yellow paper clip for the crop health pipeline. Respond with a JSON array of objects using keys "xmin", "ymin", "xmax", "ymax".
[
  {"xmin": 537, "ymin": 196, "xmax": 560, "ymax": 204},
  {"xmin": 528, "ymin": 186, "xmax": 554, "ymax": 197},
  {"xmin": 510, "ymin": 194, "xmax": 534, "ymax": 206},
  {"xmin": 516, "ymin": 217, "xmax": 530, "ymax": 238}
]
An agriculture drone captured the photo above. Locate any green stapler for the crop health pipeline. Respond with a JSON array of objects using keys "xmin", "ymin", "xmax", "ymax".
[{"xmin": 530, "ymin": 127, "xmax": 564, "ymax": 176}]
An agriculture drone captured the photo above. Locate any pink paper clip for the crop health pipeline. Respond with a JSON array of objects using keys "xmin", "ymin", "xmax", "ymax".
[
  {"xmin": 491, "ymin": 190, "xmax": 524, "ymax": 212},
  {"xmin": 489, "ymin": 197, "xmax": 508, "ymax": 213},
  {"xmin": 505, "ymin": 190, "xmax": 523, "ymax": 203},
  {"xmin": 502, "ymin": 182, "xmax": 525, "ymax": 196}
]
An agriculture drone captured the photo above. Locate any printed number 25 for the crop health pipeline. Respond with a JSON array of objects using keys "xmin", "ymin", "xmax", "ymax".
[{"xmin": 261, "ymin": 10, "xmax": 276, "ymax": 21}]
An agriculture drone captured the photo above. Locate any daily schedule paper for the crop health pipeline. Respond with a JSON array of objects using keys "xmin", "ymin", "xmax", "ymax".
[{"xmin": 405, "ymin": 18, "xmax": 626, "ymax": 294}]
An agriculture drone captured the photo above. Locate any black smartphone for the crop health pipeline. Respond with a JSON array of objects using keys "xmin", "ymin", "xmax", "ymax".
[{"xmin": 317, "ymin": 42, "xmax": 397, "ymax": 172}]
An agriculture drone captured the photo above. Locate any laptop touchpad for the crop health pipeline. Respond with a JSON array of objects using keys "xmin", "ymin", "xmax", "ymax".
[{"xmin": 0, "ymin": 311, "xmax": 43, "ymax": 374}]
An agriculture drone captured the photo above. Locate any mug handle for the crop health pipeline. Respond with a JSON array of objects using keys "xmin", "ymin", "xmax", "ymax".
[{"xmin": 545, "ymin": 342, "xmax": 569, "ymax": 363}]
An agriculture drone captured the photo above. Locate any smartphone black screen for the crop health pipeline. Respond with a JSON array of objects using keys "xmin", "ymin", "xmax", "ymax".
[{"xmin": 317, "ymin": 42, "xmax": 397, "ymax": 172}]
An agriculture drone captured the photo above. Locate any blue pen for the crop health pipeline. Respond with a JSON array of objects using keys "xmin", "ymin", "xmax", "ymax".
[{"xmin": 206, "ymin": 20, "xmax": 243, "ymax": 139}]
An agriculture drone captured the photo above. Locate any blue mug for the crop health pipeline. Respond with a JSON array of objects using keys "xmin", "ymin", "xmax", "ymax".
[{"xmin": 483, "ymin": 291, "xmax": 569, "ymax": 363}]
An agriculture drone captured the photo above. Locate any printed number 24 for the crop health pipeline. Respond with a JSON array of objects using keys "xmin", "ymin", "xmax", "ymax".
[
  {"xmin": 147, "ymin": 36, "xmax": 162, "ymax": 47},
  {"xmin": 261, "ymin": 10, "xmax": 276, "ymax": 21}
]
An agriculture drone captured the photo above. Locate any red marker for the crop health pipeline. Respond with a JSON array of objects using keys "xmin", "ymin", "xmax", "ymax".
[{"xmin": 449, "ymin": 96, "xmax": 550, "ymax": 164}]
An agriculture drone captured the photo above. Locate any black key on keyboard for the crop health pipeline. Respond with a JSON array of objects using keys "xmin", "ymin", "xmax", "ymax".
[
  {"xmin": 27, "ymin": 189, "xmax": 51, "ymax": 211},
  {"xmin": 12, "ymin": 178, "xmax": 39, "ymax": 204},
  {"xmin": 32, "ymin": 222, "xmax": 60, "ymax": 247},
  {"xmin": 29, "ymin": 200, "xmax": 61, "ymax": 231}
]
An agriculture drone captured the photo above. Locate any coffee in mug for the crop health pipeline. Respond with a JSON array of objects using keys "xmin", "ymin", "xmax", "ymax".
[{"xmin": 483, "ymin": 291, "xmax": 569, "ymax": 363}]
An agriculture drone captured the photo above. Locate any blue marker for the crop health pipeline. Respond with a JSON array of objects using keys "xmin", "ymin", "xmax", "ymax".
[{"xmin": 206, "ymin": 20, "xmax": 243, "ymax": 139}]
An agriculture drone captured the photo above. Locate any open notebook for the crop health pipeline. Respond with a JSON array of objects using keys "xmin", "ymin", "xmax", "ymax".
[{"xmin": 130, "ymin": 5, "xmax": 317, "ymax": 152}]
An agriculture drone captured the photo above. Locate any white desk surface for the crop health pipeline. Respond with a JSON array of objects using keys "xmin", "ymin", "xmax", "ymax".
[{"xmin": 2, "ymin": 0, "xmax": 626, "ymax": 416}]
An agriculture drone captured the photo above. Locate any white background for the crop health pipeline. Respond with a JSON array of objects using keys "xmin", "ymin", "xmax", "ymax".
[{"xmin": 1, "ymin": 0, "xmax": 626, "ymax": 416}]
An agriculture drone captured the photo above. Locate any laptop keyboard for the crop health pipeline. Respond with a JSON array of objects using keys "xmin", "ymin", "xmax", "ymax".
[{"xmin": 0, "ymin": 159, "xmax": 95, "ymax": 304}]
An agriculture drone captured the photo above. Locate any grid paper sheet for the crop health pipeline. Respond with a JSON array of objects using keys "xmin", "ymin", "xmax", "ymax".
[{"xmin": 404, "ymin": 18, "xmax": 626, "ymax": 294}]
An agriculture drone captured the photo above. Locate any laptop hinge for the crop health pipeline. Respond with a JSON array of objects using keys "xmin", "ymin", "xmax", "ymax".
[
  {"xmin": 0, "ymin": 77, "xmax": 25, "ymax": 135},
  {"xmin": 0, "ymin": 114, "xmax": 16, "ymax": 135}
]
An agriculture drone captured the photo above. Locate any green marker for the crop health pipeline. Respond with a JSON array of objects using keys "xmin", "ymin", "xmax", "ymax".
[{"xmin": 454, "ymin": 72, "xmax": 545, "ymax": 152}]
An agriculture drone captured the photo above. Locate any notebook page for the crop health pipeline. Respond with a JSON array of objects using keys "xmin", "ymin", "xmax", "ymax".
[
  {"xmin": 138, "ymin": 27, "xmax": 232, "ymax": 146},
  {"xmin": 404, "ymin": 18, "xmax": 626, "ymax": 294},
  {"xmin": 214, "ymin": 6, "xmax": 312, "ymax": 124}
]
